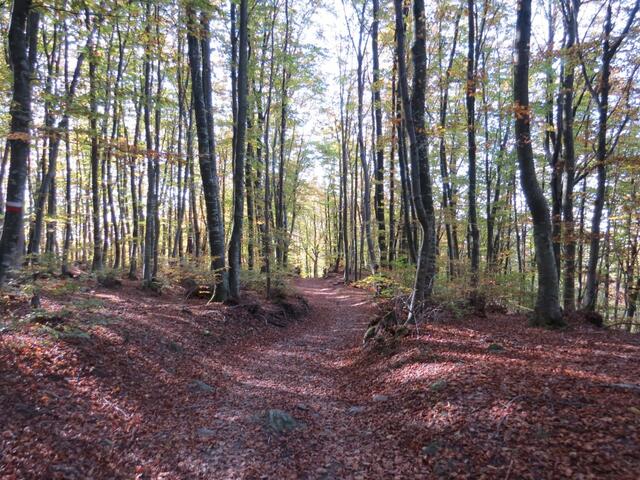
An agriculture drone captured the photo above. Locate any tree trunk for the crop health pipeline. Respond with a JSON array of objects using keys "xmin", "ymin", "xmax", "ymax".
[
  {"xmin": 142, "ymin": 2, "xmax": 156, "ymax": 283},
  {"xmin": 513, "ymin": 0, "xmax": 563, "ymax": 326},
  {"xmin": 276, "ymin": 0, "xmax": 290, "ymax": 268},
  {"xmin": 187, "ymin": 5, "xmax": 228, "ymax": 300},
  {"xmin": 338, "ymin": 62, "xmax": 350, "ymax": 282},
  {"xmin": 466, "ymin": 0, "xmax": 480, "ymax": 284},
  {"xmin": 388, "ymin": 61, "xmax": 397, "ymax": 266},
  {"xmin": 582, "ymin": 0, "xmax": 639, "ymax": 312},
  {"xmin": 561, "ymin": 0, "xmax": 579, "ymax": 311},
  {"xmin": 394, "ymin": 0, "xmax": 437, "ymax": 320},
  {"xmin": 437, "ymin": 10, "xmax": 461, "ymax": 278},
  {"xmin": 228, "ymin": 0, "xmax": 249, "ymax": 301},
  {"xmin": 0, "ymin": 2, "xmax": 38, "ymax": 284},
  {"xmin": 89, "ymin": 33, "xmax": 104, "ymax": 272},
  {"xmin": 372, "ymin": 0, "xmax": 386, "ymax": 265}
]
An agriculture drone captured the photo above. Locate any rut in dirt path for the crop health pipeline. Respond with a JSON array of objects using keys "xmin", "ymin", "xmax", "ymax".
[{"xmin": 183, "ymin": 277, "xmax": 392, "ymax": 478}]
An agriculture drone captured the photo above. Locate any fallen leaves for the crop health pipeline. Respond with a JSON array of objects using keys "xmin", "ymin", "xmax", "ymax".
[{"xmin": 1, "ymin": 277, "xmax": 639, "ymax": 478}]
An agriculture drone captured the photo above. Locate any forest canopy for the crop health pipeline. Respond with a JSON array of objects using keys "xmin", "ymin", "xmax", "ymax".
[{"xmin": 1, "ymin": 0, "xmax": 639, "ymax": 328}]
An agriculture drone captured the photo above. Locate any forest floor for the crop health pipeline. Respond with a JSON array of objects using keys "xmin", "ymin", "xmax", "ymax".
[{"xmin": 1, "ymin": 275, "xmax": 640, "ymax": 479}]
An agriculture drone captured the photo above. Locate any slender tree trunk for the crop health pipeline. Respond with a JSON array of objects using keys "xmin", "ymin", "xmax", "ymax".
[
  {"xmin": 396, "ymin": 96, "xmax": 416, "ymax": 265},
  {"xmin": 89, "ymin": 32, "xmax": 104, "ymax": 272},
  {"xmin": 388, "ymin": 62, "xmax": 397, "ymax": 266},
  {"xmin": 545, "ymin": 2, "xmax": 562, "ymax": 280},
  {"xmin": 260, "ymin": 7, "xmax": 277, "ymax": 295},
  {"xmin": 466, "ymin": 0, "xmax": 480, "ymax": 285},
  {"xmin": 372, "ymin": 0, "xmax": 385, "ymax": 265},
  {"xmin": 173, "ymin": 37, "xmax": 187, "ymax": 260},
  {"xmin": 128, "ymin": 97, "xmax": 142, "ymax": 279},
  {"xmin": 394, "ymin": 0, "xmax": 437, "ymax": 320},
  {"xmin": 142, "ymin": 2, "xmax": 156, "ymax": 283},
  {"xmin": 0, "ymin": 142, "xmax": 9, "ymax": 219},
  {"xmin": 354, "ymin": 1, "xmax": 376, "ymax": 273},
  {"xmin": 276, "ymin": 0, "xmax": 290, "ymax": 268},
  {"xmin": 561, "ymin": 0, "xmax": 579, "ymax": 311},
  {"xmin": 152, "ymin": 32, "xmax": 163, "ymax": 277},
  {"xmin": 338, "ymin": 62, "xmax": 350, "ymax": 282},
  {"xmin": 28, "ymin": 25, "xmax": 90, "ymax": 260},
  {"xmin": 228, "ymin": 0, "xmax": 249, "ymax": 301},
  {"xmin": 246, "ymin": 114, "xmax": 256, "ymax": 270},
  {"xmin": 437, "ymin": 11, "xmax": 461, "ymax": 278},
  {"xmin": 582, "ymin": 0, "xmax": 639, "ymax": 312}
]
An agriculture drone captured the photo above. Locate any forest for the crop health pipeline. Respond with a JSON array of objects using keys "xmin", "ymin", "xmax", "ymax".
[{"xmin": 1, "ymin": 0, "xmax": 640, "ymax": 478}]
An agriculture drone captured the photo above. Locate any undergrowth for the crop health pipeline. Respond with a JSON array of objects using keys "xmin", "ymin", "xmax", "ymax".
[
  {"xmin": 355, "ymin": 258, "xmax": 536, "ymax": 318},
  {"xmin": 241, "ymin": 269, "xmax": 295, "ymax": 299},
  {"xmin": 353, "ymin": 273, "xmax": 411, "ymax": 298}
]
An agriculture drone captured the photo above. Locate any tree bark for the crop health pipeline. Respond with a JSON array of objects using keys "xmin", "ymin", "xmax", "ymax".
[
  {"xmin": 89, "ymin": 26, "xmax": 104, "ymax": 272},
  {"xmin": 187, "ymin": 4, "xmax": 228, "ymax": 300},
  {"xmin": 513, "ymin": 0, "xmax": 563, "ymax": 326},
  {"xmin": 582, "ymin": 0, "xmax": 639, "ymax": 312},
  {"xmin": 561, "ymin": 0, "xmax": 579, "ymax": 311},
  {"xmin": 466, "ymin": 0, "xmax": 480, "ymax": 284},
  {"xmin": 0, "ymin": 1, "xmax": 38, "ymax": 284},
  {"xmin": 372, "ymin": 0, "xmax": 386, "ymax": 265},
  {"xmin": 228, "ymin": 0, "xmax": 249, "ymax": 301},
  {"xmin": 142, "ymin": 1, "xmax": 156, "ymax": 283},
  {"xmin": 394, "ymin": 0, "xmax": 437, "ymax": 321}
]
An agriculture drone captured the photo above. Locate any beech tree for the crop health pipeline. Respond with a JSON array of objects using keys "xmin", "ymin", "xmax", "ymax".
[
  {"xmin": 580, "ymin": 0, "xmax": 640, "ymax": 312},
  {"xmin": 187, "ymin": 3, "xmax": 228, "ymax": 300},
  {"xmin": 513, "ymin": 0, "xmax": 563, "ymax": 326},
  {"xmin": 0, "ymin": 0, "xmax": 38, "ymax": 283},
  {"xmin": 228, "ymin": 0, "xmax": 249, "ymax": 301},
  {"xmin": 394, "ymin": 0, "xmax": 437, "ymax": 319}
]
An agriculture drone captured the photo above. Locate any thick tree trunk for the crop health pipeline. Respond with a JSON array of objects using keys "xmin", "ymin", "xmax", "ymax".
[
  {"xmin": 0, "ymin": 2, "xmax": 38, "ymax": 284},
  {"xmin": 513, "ymin": 0, "xmax": 563, "ymax": 326},
  {"xmin": 187, "ymin": 6, "xmax": 228, "ymax": 300}
]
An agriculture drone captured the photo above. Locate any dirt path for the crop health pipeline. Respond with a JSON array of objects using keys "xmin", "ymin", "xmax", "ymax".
[
  {"xmin": 3, "ymin": 276, "xmax": 411, "ymax": 479},
  {"xmin": 171, "ymin": 276, "xmax": 406, "ymax": 479}
]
